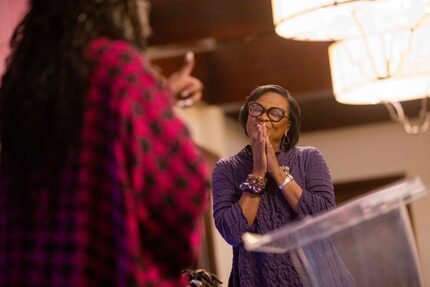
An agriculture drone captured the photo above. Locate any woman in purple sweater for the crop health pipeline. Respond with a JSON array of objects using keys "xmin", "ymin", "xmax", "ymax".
[{"xmin": 212, "ymin": 85, "xmax": 337, "ymax": 286}]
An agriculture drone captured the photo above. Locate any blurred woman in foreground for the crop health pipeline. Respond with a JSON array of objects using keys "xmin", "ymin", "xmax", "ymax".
[{"xmin": 0, "ymin": 1, "xmax": 208, "ymax": 286}]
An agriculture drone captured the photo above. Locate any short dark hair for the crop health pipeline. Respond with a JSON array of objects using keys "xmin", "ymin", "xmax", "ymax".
[{"xmin": 239, "ymin": 84, "xmax": 301, "ymax": 151}]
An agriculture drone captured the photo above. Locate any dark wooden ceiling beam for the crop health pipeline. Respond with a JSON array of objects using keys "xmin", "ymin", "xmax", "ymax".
[
  {"xmin": 148, "ymin": 0, "xmax": 274, "ymax": 45},
  {"xmin": 204, "ymin": 34, "xmax": 332, "ymax": 104},
  {"xmin": 152, "ymin": 33, "xmax": 333, "ymax": 104}
]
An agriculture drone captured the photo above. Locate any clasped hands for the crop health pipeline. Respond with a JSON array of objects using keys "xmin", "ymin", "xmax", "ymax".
[{"xmin": 250, "ymin": 124, "xmax": 284, "ymax": 181}]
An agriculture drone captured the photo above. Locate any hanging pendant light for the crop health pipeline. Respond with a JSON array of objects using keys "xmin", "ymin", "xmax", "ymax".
[
  {"xmin": 271, "ymin": 0, "xmax": 430, "ymax": 134},
  {"xmin": 329, "ymin": 27, "xmax": 430, "ymax": 104}
]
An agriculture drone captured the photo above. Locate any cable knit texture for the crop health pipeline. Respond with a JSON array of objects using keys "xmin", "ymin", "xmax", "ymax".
[{"xmin": 212, "ymin": 145, "xmax": 336, "ymax": 287}]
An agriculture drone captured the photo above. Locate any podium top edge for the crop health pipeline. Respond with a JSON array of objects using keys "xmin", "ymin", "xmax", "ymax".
[{"xmin": 243, "ymin": 177, "xmax": 428, "ymax": 252}]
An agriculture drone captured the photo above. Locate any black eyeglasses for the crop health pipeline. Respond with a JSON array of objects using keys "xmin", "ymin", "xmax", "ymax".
[{"xmin": 248, "ymin": 102, "xmax": 288, "ymax": 122}]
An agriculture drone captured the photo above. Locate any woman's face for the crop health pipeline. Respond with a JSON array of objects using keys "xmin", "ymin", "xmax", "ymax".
[{"xmin": 246, "ymin": 92, "xmax": 290, "ymax": 150}]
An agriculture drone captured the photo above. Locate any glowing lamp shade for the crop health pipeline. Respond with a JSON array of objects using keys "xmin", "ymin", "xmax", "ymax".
[
  {"xmin": 271, "ymin": 0, "xmax": 428, "ymax": 41},
  {"xmin": 272, "ymin": 0, "xmax": 363, "ymax": 40},
  {"xmin": 271, "ymin": 0, "xmax": 430, "ymax": 133},
  {"xmin": 329, "ymin": 27, "xmax": 430, "ymax": 104}
]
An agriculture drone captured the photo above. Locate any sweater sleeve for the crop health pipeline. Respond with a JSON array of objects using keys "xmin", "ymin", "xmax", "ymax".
[
  {"xmin": 297, "ymin": 148, "xmax": 335, "ymax": 217},
  {"xmin": 211, "ymin": 160, "xmax": 254, "ymax": 247}
]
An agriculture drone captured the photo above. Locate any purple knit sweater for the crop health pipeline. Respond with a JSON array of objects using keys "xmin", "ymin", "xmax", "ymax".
[{"xmin": 212, "ymin": 145, "xmax": 336, "ymax": 287}]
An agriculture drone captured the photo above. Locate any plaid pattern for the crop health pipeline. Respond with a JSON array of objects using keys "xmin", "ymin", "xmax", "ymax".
[{"xmin": 0, "ymin": 38, "xmax": 209, "ymax": 287}]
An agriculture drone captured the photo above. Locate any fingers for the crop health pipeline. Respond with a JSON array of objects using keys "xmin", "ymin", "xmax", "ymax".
[
  {"xmin": 266, "ymin": 139, "xmax": 276, "ymax": 158},
  {"xmin": 264, "ymin": 136, "xmax": 271, "ymax": 151},
  {"xmin": 264, "ymin": 136, "xmax": 279, "ymax": 176},
  {"xmin": 256, "ymin": 124, "xmax": 265, "ymax": 142},
  {"xmin": 176, "ymin": 92, "xmax": 201, "ymax": 107},
  {"xmin": 250, "ymin": 124, "xmax": 263, "ymax": 146},
  {"xmin": 248, "ymin": 125, "xmax": 258, "ymax": 144},
  {"xmin": 178, "ymin": 77, "xmax": 203, "ymax": 99},
  {"xmin": 179, "ymin": 51, "xmax": 195, "ymax": 77},
  {"xmin": 264, "ymin": 136, "xmax": 272, "ymax": 156},
  {"xmin": 252, "ymin": 124, "xmax": 267, "ymax": 176},
  {"xmin": 176, "ymin": 77, "xmax": 203, "ymax": 108},
  {"xmin": 261, "ymin": 124, "xmax": 267, "ymax": 139},
  {"xmin": 166, "ymin": 51, "xmax": 205, "ymax": 107}
]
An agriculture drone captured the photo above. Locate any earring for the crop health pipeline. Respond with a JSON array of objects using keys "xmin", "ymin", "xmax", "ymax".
[{"xmin": 281, "ymin": 135, "xmax": 290, "ymax": 146}]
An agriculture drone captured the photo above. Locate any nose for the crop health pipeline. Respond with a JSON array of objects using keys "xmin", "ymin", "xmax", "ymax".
[{"xmin": 257, "ymin": 111, "xmax": 270, "ymax": 122}]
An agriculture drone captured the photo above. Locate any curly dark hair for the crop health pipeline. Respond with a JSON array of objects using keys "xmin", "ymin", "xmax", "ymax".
[
  {"xmin": 239, "ymin": 85, "xmax": 301, "ymax": 152},
  {"xmin": 0, "ymin": 0, "xmax": 150, "ymax": 169}
]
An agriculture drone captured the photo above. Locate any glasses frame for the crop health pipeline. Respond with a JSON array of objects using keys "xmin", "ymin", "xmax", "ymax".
[{"xmin": 248, "ymin": 102, "xmax": 288, "ymax": 122}]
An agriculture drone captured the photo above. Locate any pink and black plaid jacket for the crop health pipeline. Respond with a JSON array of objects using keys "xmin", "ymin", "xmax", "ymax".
[{"xmin": 0, "ymin": 38, "xmax": 209, "ymax": 287}]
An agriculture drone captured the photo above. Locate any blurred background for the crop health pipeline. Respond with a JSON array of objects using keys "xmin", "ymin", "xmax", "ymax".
[{"xmin": 1, "ymin": 1, "xmax": 429, "ymax": 286}]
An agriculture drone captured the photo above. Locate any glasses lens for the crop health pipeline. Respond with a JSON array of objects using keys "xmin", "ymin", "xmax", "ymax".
[
  {"xmin": 268, "ymin": 108, "xmax": 284, "ymax": 122},
  {"xmin": 249, "ymin": 103, "xmax": 263, "ymax": 117}
]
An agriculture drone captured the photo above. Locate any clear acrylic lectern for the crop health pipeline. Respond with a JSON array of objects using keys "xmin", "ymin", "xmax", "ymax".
[{"xmin": 243, "ymin": 177, "xmax": 428, "ymax": 287}]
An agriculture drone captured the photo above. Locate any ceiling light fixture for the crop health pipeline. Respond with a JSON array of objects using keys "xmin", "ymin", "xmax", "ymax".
[{"xmin": 271, "ymin": 0, "xmax": 430, "ymax": 134}]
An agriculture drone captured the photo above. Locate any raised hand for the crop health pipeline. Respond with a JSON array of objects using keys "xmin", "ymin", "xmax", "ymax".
[
  {"xmin": 265, "ymin": 137, "xmax": 285, "ymax": 184},
  {"xmin": 251, "ymin": 124, "xmax": 267, "ymax": 177},
  {"xmin": 265, "ymin": 136, "xmax": 282, "ymax": 178},
  {"xmin": 166, "ymin": 51, "xmax": 203, "ymax": 107}
]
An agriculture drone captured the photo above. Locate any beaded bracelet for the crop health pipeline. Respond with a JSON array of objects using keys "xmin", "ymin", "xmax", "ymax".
[
  {"xmin": 280, "ymin": 165, "xmax": 290, "ymax": 174},
  {"xmin": 239, "ymin": 174, "xmax": 267, "ymax": 195},
  {"xmin": 239, "ymin": 182, "xmax": 263, "ymax": 194},
  {"xmin": 246, "ymin": 174, "xmax": 267, "ymax": 188}
]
